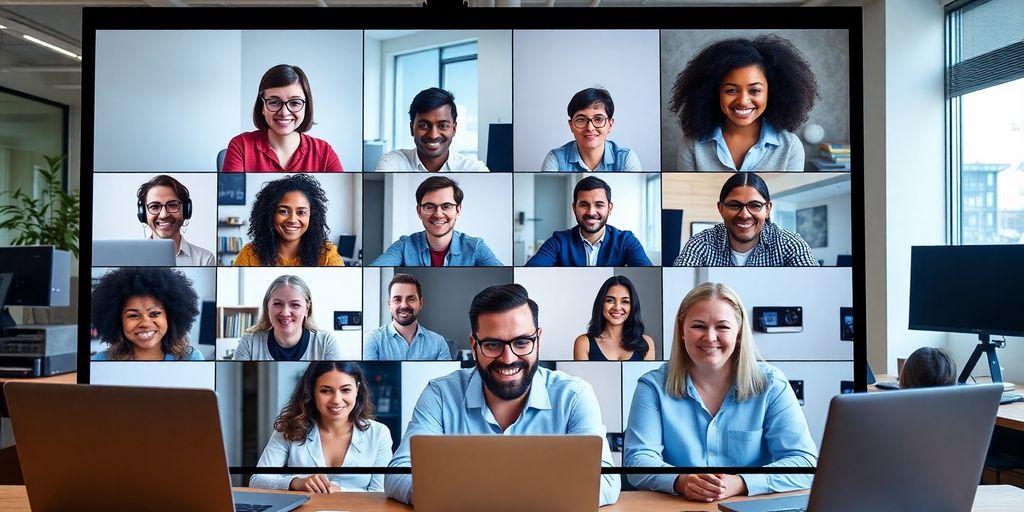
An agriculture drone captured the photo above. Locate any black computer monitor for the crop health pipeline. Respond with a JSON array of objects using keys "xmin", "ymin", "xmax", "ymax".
[
  {"xmin": 197, "ymin": 300, "xmax": 216, "ymax": 346},
  {"xmin": 338, "ymin": 235, "xmax": 357, "ymax": 260},
  {"xmin": 0, "ymin": 246, "xmax": 71, "ymax": 329},
  {"xmin": 909, "ymin": 244, "xmax": 1024, "ymax": 382}
]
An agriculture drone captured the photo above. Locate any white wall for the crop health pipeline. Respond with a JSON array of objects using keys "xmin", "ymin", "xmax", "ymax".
[
  {"xmin": 380, "ymin": 172, "xmax": 513, "ymax": 264},
  {"xmin": 512, "ymin": 30, "xmax": 661, "ymax": 171},
  {"xmin": 92, "ymin": 172, "xmax": 218, "ymax": 257},
  {"xmin": 216, "ymin": 173, "xmax": 360, "ymax": 265},
  {"xmin": 878, "ymin": 0, "xmax": 948, "ymax": 374},
  {"xmin": 94, "ymin": 30, "xmax": 363, "ymax": 171},
  {"xmin": 218, "ymin": 267, "xmax": 363, "ymax": 360},
  {"xmin": 557, "ymin": 361, "xmax": 623, "ymax": 433},
  {"xmin": 90, "ymin": 361, "xmax": 216, "ymax": 389},
  {"xmin": 774, "ymin": 190, "xmax": 853, "ymax": 267}
]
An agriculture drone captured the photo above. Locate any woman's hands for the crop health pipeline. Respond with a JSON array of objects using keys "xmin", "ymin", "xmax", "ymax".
[
  {"xmin": 674, "ymin": 473, "xmax": 747, "ymax": 502},
  {"xmin": 289, "ymin": 474, "xmax": 341, "ymax": 494}
]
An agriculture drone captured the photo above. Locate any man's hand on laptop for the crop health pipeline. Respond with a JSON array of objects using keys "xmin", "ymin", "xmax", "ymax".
[
  {"xmin": 289, "ymin": 474, "xmax": 342, "ymax": 494},
  {"xmin": 674, "ymin": 473, "xmax": 747, "ymax": 502}
]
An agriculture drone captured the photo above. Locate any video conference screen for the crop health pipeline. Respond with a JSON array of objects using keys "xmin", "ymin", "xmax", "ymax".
[{"xmin": 81, "ymin": 7, "xmax": 864, "ymax": 479}]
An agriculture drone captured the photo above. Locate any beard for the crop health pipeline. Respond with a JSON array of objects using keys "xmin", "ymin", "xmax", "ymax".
[
  {"xmin": 393, "ymin": 307, "xmax": 418, "ymax": 327},
  {"xmin": 577, "ymin": 214, "xmax": 607, "ymax": 235},
  {"xmin": 476, "ymin": 359, "xmax": 538, "ymax": 401}
]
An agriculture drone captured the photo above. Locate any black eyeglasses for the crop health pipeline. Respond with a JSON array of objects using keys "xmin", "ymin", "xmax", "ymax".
[
  {"xmin": 262, "ymin": 97, "xmax": 306, "ymax": 113},
  {"xmin": 472, "ymin": 330, "xmax": 539, "ymax": 358},
  {"xmin": 721, "ymin": 200, "xmax": 768, "ymax": 213},
  {"xmin": 145, "ymin": 201, "xmax": 182, "ymax": 215},
  {"xmin": 572, "ymin": 115, "xmax": 609, "ymax": 129},
  {"xmin": 419, "ymin": 202, "xmax": 458, "ymax": 214}
]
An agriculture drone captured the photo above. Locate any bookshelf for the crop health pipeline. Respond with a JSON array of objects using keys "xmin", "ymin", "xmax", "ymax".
[{"xmin": 216, "ymin": 305, "xmax": 258, "ymax": 359}]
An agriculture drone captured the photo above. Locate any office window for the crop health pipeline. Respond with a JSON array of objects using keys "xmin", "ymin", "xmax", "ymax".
[
  {"xmin": 946, "ymin": 0, "xmax": 1024, "ymax": 245},
  {"xmin": 392, "ymin": 42, "xmax": 479, "ymax": 159}
]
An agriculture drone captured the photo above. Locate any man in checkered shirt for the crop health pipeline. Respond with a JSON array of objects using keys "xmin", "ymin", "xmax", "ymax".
[{"xmin": 673, "ymin": 173, "xmax": 818, "ymax": 267}]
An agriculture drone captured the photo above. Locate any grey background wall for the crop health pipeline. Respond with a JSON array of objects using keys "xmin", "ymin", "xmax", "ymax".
[
  {"xmin": 512, "ymin": 30, "xmax": 662, "ymax": 171},
  {"xmin": 94, "ymin": 30, "xmax": 363, "ymax": 171},
  {"xmin": 660, "ymin": 29, "xmax": 851, "ymax": 171}
]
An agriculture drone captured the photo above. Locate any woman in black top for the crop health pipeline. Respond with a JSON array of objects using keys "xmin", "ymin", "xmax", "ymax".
[{"xmin": 574, "ymin": 276, "xmax": 655, "ymax": 361}]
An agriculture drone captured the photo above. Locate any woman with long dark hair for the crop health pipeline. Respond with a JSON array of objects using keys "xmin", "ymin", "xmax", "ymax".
[
  {"xmin": 573, "ymin": 276, "xmax": 655, "ymax": 361},
  {"xmin": 249, "ymin": 362, "xmax": 392, "ymax": 493}
]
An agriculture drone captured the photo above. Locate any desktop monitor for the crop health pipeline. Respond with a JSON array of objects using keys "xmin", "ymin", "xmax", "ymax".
[
  {"xmin": 81, "ymin": 6, "xmax": 865, "ymax": 480},
  {"xmin": 909, "ymin": 244, "xmax": 1024, "ymax": 382}
]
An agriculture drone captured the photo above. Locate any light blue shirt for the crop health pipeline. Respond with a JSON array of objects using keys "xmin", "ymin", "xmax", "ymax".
[
  {"xmin": 370, "ymin": 230, "xmax": 503, "ymax": 267},
  {"xmin": 579, "ymin": 229, "xmax": 605, "ymax": 267},
  {"xmin": 363, "ymin": 322, "xmax": 452, "ymax": 361},
  {"xmin": 623, "ymin": 363, "xmax": 816, "ymax": 496},
  {"xmin": 385, "ymin": 367, "xmax": 620, "ymax": 506},
  {"xmin": 541, "ymin": 140, "xmax": 641, "ymax": 172},
  {"xmin": 249, "ymin": 419, "xmax": 393, "ymax": 492},
  {"xmin": 677, "ymin": 121, "xmax": 805, "ymax": 171},
  {"xmin": 91, "ymin": 346, "xmax": 204, "ymax": 360}
]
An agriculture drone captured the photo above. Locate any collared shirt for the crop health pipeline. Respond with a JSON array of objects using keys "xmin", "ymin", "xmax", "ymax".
[
  {"xmin": 250, "ymin": 419, "xmax": 393, "ymax": 492},
  {"xmin": 369, "ymin": 230, "xmax": 503, "ymax": 267},
  {"xmin": 525, "ymin": 224, "xmax": 652, "ymax": 267},
  {"xmin": 541, "ymin": 140, "xmax": 641, "ymax": 172},
  {"xmin": 673, "ymin": 221, "xmax": 819, "ymax": 267},
  {"xmin": 232, "ymin": 329, "xmax": 340, "ymax": 361},
  {"xmin": 579, "ymin": 229, "xmax": 606, "ymax": 267},
  {"xmin": 623, "ymin": 363, "xmax": 817, "ymax": 496},
  {"xmin": 374, "ymin": 148, "xmax": 489, "ymax": 172},
  {"xmin": 175, "ymin": 237, "xmax": 215, "ymax": 266},
  {"xmin": 384, "ymin": 367, "xmax": 621, "ymax": 506},
  {"xmin": 92, "ymin": 345, "xmax": 204, "ymax": 360},
  {"xmin": 222, "ymin": 130, "xmax": 343, "ymax": 172},
  {"xmin": 363, "ymin": 322, "xmax": 452, "ymax": 361},
  {"xmin": 677, "ymin": 121, "xmax": 805, "ymax": 171}
]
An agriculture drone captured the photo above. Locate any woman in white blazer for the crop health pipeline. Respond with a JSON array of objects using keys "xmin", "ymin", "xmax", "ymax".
[{"xmin": 249, "ymin": 362, "xmax": 393, "ymax": 493}]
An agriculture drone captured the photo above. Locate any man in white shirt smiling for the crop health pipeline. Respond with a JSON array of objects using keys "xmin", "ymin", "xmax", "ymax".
[{"xmin": 375, "ymin": 87, "xmax": 489, "ymax": 172}]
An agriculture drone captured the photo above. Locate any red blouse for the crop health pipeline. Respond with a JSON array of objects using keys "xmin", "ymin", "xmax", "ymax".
[{"xmin": 222, "ymin": 130, "xmax": 342, "ymax": 172}]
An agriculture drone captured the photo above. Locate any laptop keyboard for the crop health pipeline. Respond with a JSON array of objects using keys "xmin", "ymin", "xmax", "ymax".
[
  {"xmin": 235, "ymin": 504, "xmax": 273, "ymax": 512},
  {"xmin": 1002, "ymin": 392, "xmax": 1023, "ymax": 405}
]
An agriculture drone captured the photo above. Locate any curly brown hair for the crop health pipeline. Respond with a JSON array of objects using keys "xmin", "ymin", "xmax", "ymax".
[
  {"xmin": 274, "ymin": 362, "xmax": 376, "ymax": 443},
  {"xmin": 91, "ymin": 267, "xmax": 198, "ymax": 360}
]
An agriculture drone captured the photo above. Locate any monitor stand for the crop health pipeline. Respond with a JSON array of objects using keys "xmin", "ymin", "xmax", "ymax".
[{"xmin": 958, "ymin": 334, "xmax": 1014, "ymax": 390}]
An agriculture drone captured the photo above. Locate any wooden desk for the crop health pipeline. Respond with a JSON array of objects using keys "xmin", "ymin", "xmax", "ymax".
[{"xmin": 0, "ymin": 486, "xmax": 1021, "ymax": 511}]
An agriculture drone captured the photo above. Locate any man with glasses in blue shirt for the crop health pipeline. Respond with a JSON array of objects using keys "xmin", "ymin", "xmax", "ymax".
[
  {"xmin": 673, "ymin": 172, "xmax": 818, "ymax": 267},
  {"xmin": 384, "ymin": 284, "xmax": 620, "ymax": 506},
  {"xmin": 370, "ymin": 176, "xmax": 503, "ymax": 266}
]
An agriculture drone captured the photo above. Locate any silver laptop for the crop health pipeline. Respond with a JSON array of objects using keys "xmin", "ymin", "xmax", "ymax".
[
  {"xmin": 411, "ymin": 435, "xmax": 602, "ymax": 512},
  {"xmin": 719, "ymin": 383, "xmax": 1003, "ymax": 512},
  {"xmin": 4, "ymin": 382, "xmax": 308, "ymax": 512},
  {"xmin": 93, "ymin": 239, "xmax": 175, "ymax": 266}
]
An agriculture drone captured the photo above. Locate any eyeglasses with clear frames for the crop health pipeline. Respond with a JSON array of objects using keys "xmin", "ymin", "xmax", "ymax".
[
  {"xmin": 146, "ymin": 201, "xmax": 183, "ymax": 215},
  {"xmin": 473, "ymin": 330, "xmax": 539, "ymax": 358},
  {"xmin": 721, "ymin": 200, "xmax": 768, "ymax": 213},
  {"xmin": 262, "ymin": 96, "xmax": 307, "ymax": 113},
  {"xmin": 572, "ymin": 115, "xmax": 609, "ymax": 129},
  {"xmin": 419, "ymin": 202, "xmax": 458, "ymax": 214}
]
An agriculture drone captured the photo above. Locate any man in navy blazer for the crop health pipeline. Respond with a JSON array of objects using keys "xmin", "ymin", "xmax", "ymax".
[{"xmin": 526, "ymin": 176, "xmax": 652, "ymax": 267}]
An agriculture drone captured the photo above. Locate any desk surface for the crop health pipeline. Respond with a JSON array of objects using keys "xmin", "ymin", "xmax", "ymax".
[
  {"xmin": 0, "ymin": 486, "xmax": 1021, "ymax": 511},
  {"xmin": 871, "ymin": 375, "xmax": 1024, "ymax": 432}
]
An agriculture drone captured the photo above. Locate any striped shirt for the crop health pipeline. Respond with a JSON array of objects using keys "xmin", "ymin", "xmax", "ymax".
[{"xmin": 673, "ymin": 221, "xmax": 819, "ymax": 267}]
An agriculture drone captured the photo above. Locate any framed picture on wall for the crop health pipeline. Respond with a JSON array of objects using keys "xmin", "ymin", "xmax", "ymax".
[{"xmin": 691, "ymin": 221, "xmax": 715, "ymax": 237}]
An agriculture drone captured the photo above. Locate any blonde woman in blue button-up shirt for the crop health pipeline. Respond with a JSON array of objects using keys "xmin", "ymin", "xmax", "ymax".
[
  {"xmin": 624, "ymin": 282, "xmax": 816, "ymax": 503},
  {"xmin": 250, "ymin": 361, "xmax": 393, "ymax": 493}
]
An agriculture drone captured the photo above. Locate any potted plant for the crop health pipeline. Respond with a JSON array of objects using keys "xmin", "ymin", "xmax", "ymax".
[{"xmin": 0, "ymin": 155, "xmax": 80, "ymax": 258}]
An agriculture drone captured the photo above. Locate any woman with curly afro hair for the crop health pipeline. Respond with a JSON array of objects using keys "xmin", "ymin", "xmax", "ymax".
[
  {"xmin": 91, "ymin": 267, "xmax": 203, "ymax": 360},
  {"xmin": 669, "ymin": 34, "xmax": 819, "ymax": 172},
  {"xmin": 233, "ymin": 173, "xmax": 343, "ymax": 266}
]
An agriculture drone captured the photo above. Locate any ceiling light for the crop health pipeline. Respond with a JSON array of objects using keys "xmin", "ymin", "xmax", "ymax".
[{"xmin": 22, "ymin": 34, "xmax": 81, "ymax": 60}]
